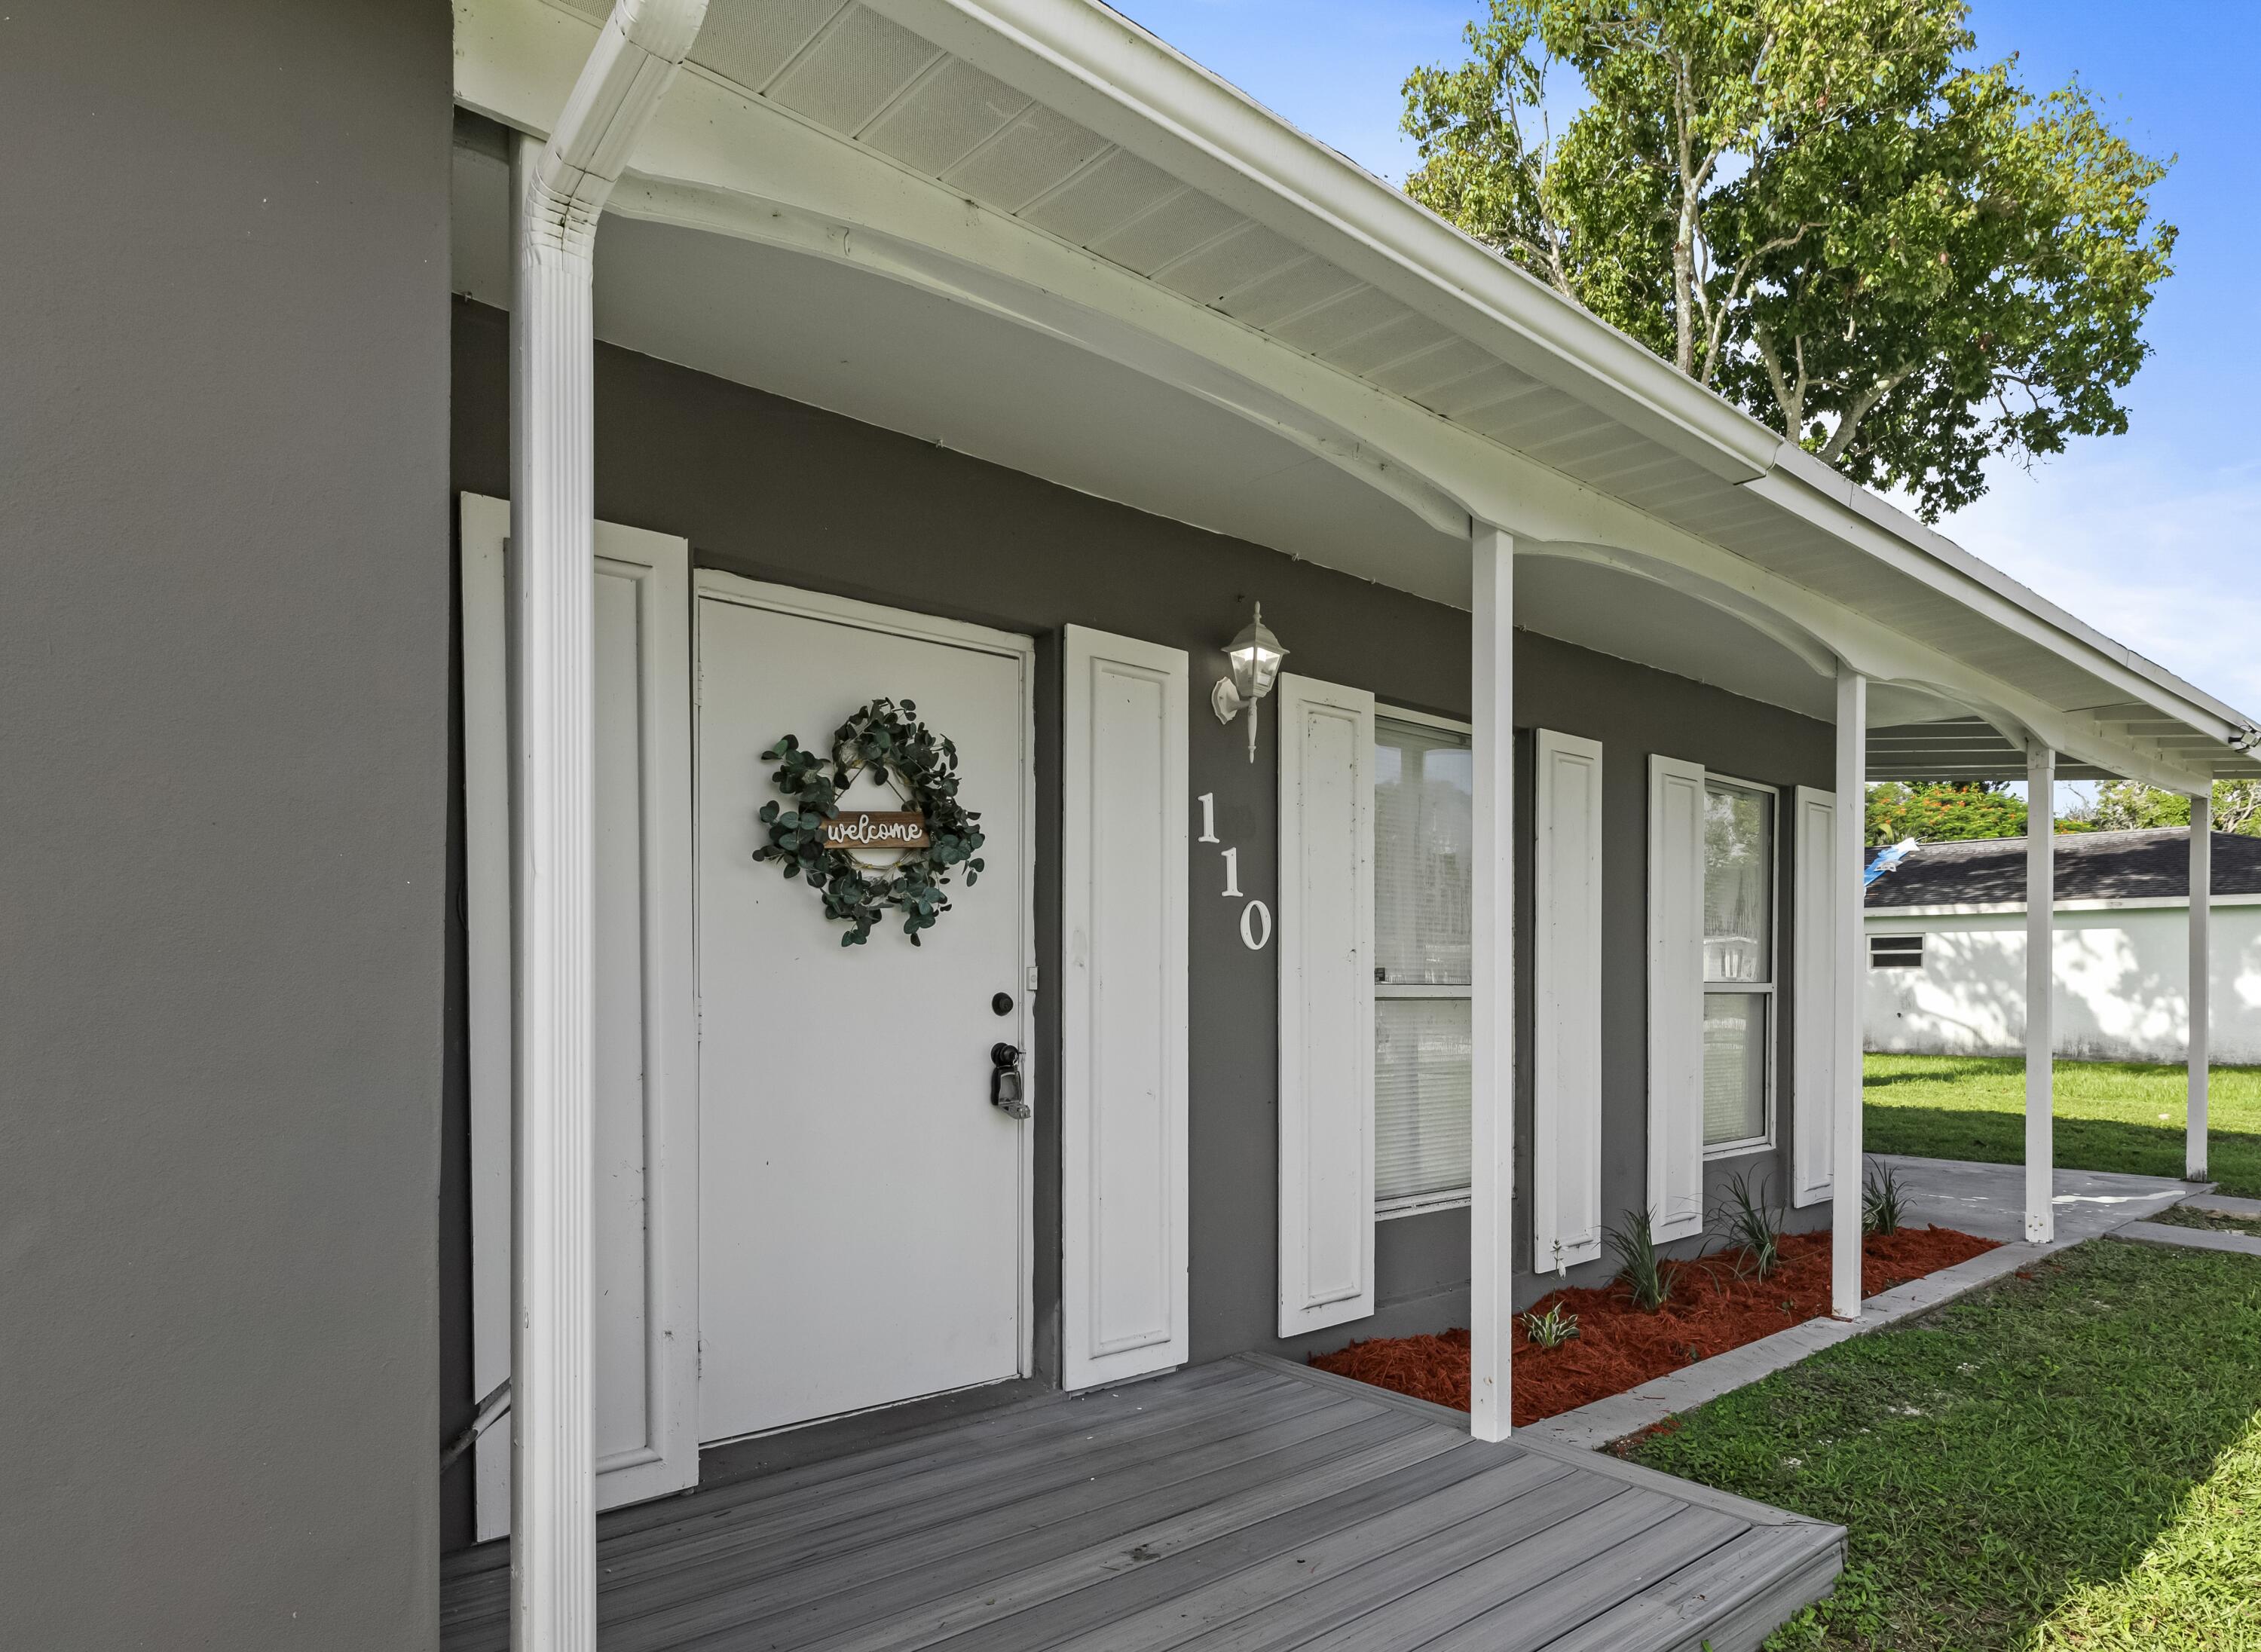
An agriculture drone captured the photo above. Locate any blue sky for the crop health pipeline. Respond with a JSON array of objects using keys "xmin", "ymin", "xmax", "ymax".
[{"xmin": 1115, "ymin": 2, "xmax": 2261, "ymax": 722}]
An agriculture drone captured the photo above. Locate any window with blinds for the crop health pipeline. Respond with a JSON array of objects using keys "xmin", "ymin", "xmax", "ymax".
[
  {"xmin": 1702, "ymin": 777, "xmax": 1777, "ymax": 1152},
  {"xmin": 1373, "ymin": 712, "xmax": 1473, "ymax": 1213}
]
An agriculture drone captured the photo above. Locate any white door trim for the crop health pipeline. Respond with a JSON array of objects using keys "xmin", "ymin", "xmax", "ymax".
[
  {"xmin": 692, "ymin": 568, "xmax": 1039, "ymax": 1386},
  {"xmin": 464, "ymin": 491, "xmax": 700, "ymax": 1540}
]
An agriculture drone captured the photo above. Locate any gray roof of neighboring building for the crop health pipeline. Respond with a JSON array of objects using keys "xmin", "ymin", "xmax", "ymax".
[{"xmin": 1864, "ymin": 827, "xmax": 2261, "ymax": 907}]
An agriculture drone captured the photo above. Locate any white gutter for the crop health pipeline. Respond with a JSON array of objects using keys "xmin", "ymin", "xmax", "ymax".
[
  {"xmin": 509, "ymin": 2, "xmax": 705, "ymax": 1648},
  {"xmin": 1755, "ymin": 446, "xmax": 2260, "ymax": 745}
]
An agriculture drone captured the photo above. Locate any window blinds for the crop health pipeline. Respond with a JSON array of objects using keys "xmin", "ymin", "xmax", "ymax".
[{"xmin": 1373, "ymin": 716, "xmax": 1473, "ymax": 1205}]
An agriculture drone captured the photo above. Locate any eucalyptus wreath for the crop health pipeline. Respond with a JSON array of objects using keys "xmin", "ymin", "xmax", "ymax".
[{"xmin": 752, "ymin": 697, "xmax": 986, "ymax": 946}]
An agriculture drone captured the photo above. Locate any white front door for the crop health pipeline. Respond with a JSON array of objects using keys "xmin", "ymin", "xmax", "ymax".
[{"xmin": 696, "ymin": 576, "xmax": 1032, "ymax": 1442}]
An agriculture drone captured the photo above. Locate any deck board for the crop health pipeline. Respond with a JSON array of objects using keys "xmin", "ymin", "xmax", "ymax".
[
  {"xmin": 599, "ymin": 1390, "xmax": 1366, "ymax": 1611},
  {"xmin": 439, "ymin": 1356, "xmax": 1842, "ymax": 1652}
]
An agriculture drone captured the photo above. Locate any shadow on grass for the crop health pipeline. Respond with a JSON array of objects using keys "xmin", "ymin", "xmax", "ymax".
[
  {"xmin": 1626, "ymin": 1241, "xmax": 2261, "ymax": 1651},
  {"xmin": 1864, "ymin": 1102, "xmax": 2261, "ymax": 1197},
  {"xmin": 1862, "ymin": 1057, "xmax": 2028, "ymax": 1090}
]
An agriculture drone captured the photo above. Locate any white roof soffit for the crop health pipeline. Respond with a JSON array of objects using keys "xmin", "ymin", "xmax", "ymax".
[{"xmin": 454, "ymin": 0, "xmax": 2261, "ymax": 786}]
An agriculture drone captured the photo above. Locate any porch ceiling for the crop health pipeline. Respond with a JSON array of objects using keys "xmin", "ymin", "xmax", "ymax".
[
  {"xmin": 454, "ymin": 0, "xmax": 2261, "ymax": 788},
  {"xmin": 454, "ymin": 139, "xmax": 1987, "ymax": 737},
  {"xmin": 1867, "ymin": 717, "xmax": 2119, "ymax": 784}
]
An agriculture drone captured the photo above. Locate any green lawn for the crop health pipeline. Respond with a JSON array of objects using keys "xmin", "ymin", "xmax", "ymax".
[
  {"xmin": 1623, "ymin": 1239, "xmax": 2261, "ymax": 1650},
  {"xmin": 1865, "ymin": 1054, "xmax": 2261, "ymax": 1200}
]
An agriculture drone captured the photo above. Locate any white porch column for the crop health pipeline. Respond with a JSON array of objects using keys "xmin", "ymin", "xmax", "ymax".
[
  {"xmin": 2024, "ymin": 744, "xmax": 2056, "ymax": 1244},
  {"xmin": 2189, "ymin": 796, "xmax": 2212, "ymax": 1179},
  {"xmin": 508, "ymin": 6, "xmax": 706, "ymax": 1647},
  {"xmin": 1469, "ymin": 524, "xmax": 1516, "ymax": 1441},
  {"xmin": 1830, "ymin": 667, "xmax": 1866, "ymax": 1320}
]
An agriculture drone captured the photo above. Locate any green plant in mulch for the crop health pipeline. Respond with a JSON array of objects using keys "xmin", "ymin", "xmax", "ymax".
[
  {"xmin": 1623, "ymin": 1237, "xmax": 2261, "ymax": 1650},
  {"xmin": 1519, "ymin": 1302, "xmax": 1580, "ymax": 1349},
  {"xmin": 1605, "ymin": 1208, "xmax": 1675, "ymax": 1311},
  {"xmin": 1712, "ymin": 1169, "xmax": 1786, "ymax": 1279},
  {"xmin": 1862, "ymin": 1158, "xmax": 1910, "ymax": 1236}
]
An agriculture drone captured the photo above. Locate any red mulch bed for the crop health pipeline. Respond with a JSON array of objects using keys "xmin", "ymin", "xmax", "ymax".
[{"xmin": 1310, "ymin": 1225, "xmax": 1998, "ymax": 1427}]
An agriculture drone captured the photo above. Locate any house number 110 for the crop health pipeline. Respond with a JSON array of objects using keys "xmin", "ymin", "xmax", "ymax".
[{"xmin": 1196, "ymin": 792, "xmax": 1271, "ymax": 951}]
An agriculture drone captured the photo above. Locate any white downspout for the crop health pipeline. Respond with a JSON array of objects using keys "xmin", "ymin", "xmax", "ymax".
[{"xmin": 509, "ymin": 3, "xmax": 705, "ymax": 1647}]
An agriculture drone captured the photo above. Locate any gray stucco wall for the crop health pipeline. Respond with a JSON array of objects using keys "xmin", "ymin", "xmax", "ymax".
[
  {"xmin": 2, "ymin": 3, "xmax": 453, "ymax": 1644},
  {"xmin": 446, "ymin": 298, "xmax": 1831, "ymax": 1536}
]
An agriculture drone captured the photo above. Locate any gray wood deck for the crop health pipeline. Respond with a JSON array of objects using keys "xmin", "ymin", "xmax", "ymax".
[{"xmin": 440, "ymin": 1355, "xmax": 1842, "ymax": 1652}]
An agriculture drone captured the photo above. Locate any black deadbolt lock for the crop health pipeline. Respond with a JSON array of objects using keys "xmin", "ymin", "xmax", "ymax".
[{"xmin": 991, "ymin": 991, "xmax": 1014, "ymax": 1016}]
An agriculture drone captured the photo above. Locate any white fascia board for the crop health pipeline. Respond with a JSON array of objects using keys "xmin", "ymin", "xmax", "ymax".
[
  {"xmin": 1752, "ymin": 450, "xmax": 2261, "ymax": 748},
  {"xmin": 861, "ymin": 0, "xmax": 1781, "ymax": 488}
]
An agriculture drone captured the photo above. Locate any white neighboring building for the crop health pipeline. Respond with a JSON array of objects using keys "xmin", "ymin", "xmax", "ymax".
[{"xmin": 1864, "ymin": 828, "xmax": 2261, "ymax": 1064}]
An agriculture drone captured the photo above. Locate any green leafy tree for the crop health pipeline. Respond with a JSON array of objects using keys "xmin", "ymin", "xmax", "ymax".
[
  {"xmin": 2085, "ymin": 779, "xmax": 2261, "ymax": 837},
  {"xmin": 1865, "ymin": 779, "xmax": 2026, "ymax": 846},
  {"xmin": 1402, "ymin": 0, "xmax": 2175, "ymax": 518}
]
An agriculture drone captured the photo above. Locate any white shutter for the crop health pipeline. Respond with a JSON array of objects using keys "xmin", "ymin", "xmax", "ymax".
[
  {"xmin": 1647, "ymin": 754, "xmax": 1707, "ymax": 1242},
  {"xmin": 1791, "ymin": 786, "xmax": 1838, "ymax": 1206},
  {"xmin": 1277, "ymin": 675, "xmax": 1377, "ymax": 1337},
  {"xmin": 1531, "ymin": 731, "xmax": 1605, "ymax": 1272},
  {"xmin": 1061, "ymin": 626, "xmax": 1189, "ymax": 1390},
  {"xmin": 461, "ymin": 494, "xmax": 699, "ymax": 1538}
]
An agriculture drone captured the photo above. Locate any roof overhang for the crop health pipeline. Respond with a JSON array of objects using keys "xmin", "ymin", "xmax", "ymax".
[{"xmin": 453, "ymin": 0, "xmax": 2261, "ymax": 788}]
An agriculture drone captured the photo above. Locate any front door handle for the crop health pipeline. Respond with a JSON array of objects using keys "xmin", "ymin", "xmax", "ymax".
[{"xmin": 990, "ymin": 1042, "xmax": 1030, "ymax": 1119}]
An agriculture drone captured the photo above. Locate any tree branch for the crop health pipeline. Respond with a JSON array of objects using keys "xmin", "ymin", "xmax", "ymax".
[
  {"xmin": 1820, "ymin": 363, "xmax": 1919, "ymax": 463},
  {"xmin": 1700, "ymin": 223, "xmax": 1819, "ymax": 387},
  {"xmin": 1753, "ymin": 326, "xmax": 1810, "ymax": 433}
]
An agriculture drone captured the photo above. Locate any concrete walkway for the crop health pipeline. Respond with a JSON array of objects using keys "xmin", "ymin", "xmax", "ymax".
[
  {"xmin": 2122, "ymin": 1219, "xmax": 2261, "ymax": 1258},
  {"xmin": 2187, "ymin": 1193, "xmax": 2261, "ymax": 1219},
  {"xmin": 1870, "ymin": 1153, "xmax": 2195, "ymax": 1244},
  {"xmin": 1525, "ymin": 1155, "xmax": 2204, "ymax": 1452},
  {"xmin": 2121, "ymin": 1192, "xmax": 2261, "ymax": 1259}
]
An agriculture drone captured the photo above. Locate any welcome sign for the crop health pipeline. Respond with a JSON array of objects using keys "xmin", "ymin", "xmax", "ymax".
[{"xmin": 821, "ymin": 810, "xmax": 931, "ymax": 851}]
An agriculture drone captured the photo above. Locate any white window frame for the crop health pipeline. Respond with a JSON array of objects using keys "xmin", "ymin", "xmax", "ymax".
[
  {"xmin": 1701, "ymin": 772, "xmax": 1782, "ymax": 1161},
  {"xmin": 1373, "ymin": 704, "xmax": 1476, "ymax": 1219}
]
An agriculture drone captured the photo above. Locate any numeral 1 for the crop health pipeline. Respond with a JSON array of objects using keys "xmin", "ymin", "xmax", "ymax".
[
  {"xmin": 1196, "ymin": 792, "xmax": 1219, "ymax": 844},
  {"xmin": 1221, "ymin": 846, "xmax": 1242, "ymax": 898}
]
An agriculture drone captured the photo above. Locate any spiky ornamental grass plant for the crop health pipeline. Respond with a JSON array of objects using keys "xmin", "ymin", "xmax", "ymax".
[
  {"xmin": 1519, "ymin": 1302, "xmax": 1581, "ymax": 1348},
  {"xmin": 1714, "ymin": 1169, "xmax": 1785, "ymax": 1280},
  {"xmin": 1862, "ymin": 1157, "xmax": 1910, "ymax": 1235},
  {"xmin": 1605, "ymin": 1209, "xmax": 1674, "ymax": 1311}
]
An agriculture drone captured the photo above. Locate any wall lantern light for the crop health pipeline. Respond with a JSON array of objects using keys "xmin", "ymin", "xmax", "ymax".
[{"xmin": 1210, "ymin": 602, "xmax": 1287, "ymax": 763}]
